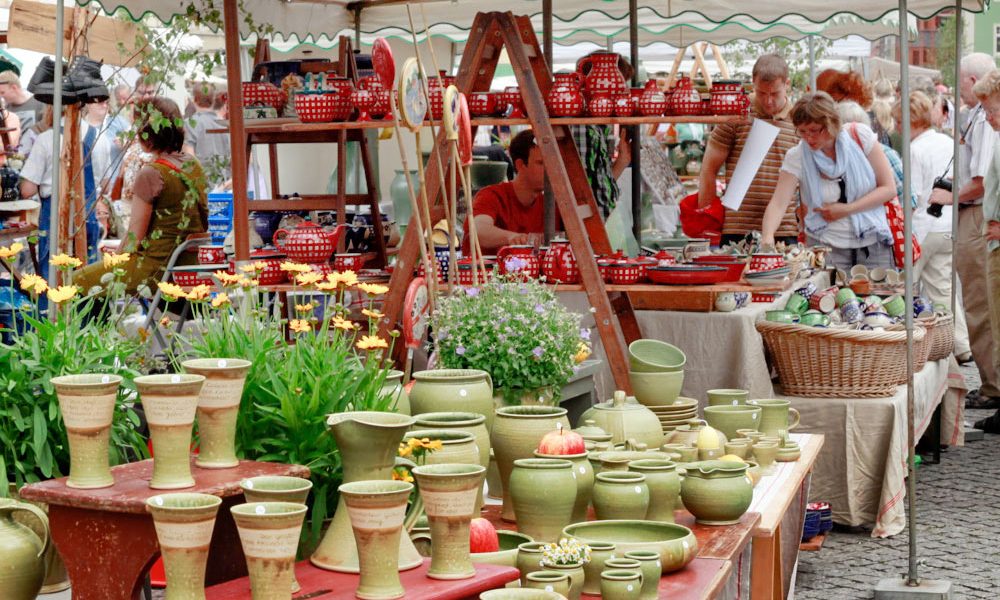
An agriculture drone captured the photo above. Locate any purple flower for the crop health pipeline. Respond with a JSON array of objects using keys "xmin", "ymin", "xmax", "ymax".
[
  {"xmin": 534, "ymin": 303, "xmax": 545, "ymax": 314},
  {"xmin": 519, "ymin": 286, "xmax": 529, "ymax": 294},
  {"xmin": 456, "ymin": 346, "xmax": 466, "ymax": 355},
  {"xmin": 580, "ymin": 328, "xmax": 591, "ymax": 340},
  {"xmin": 505, "ymin": 257, "xmax": 527, "ymax": 272},
  {"xmin": 532, "ymin": 346, "xmax": 544, "ymax": 358},
  {"xmin": 465, "ymin": 287, "xmax": 480, "ymax": 297}
]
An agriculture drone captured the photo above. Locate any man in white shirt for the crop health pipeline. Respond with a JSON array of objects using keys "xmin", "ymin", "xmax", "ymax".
[
  {"xmin": 930, "ymin": 52, "xmax": 1000, "ymax": 408},
  {"xmin": 19, "ymin": 127, "xmax": 54, "ymax": 266}
]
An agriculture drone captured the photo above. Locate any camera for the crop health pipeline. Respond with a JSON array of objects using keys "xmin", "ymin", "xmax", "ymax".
[{"xmin": 928, "ymin": 177, "xmax": 952, "ymax": 218}]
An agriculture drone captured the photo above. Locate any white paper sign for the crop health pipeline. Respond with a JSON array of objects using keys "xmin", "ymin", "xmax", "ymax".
[{"xmin": 721, "ymin": 119, "xmax": 780, "ymax": 211}]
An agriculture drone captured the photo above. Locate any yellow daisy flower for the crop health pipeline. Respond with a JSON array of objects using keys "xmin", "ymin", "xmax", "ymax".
[
  {"xmin": 279, "ymin": 261, "xmax": 312, "ymax": 273},
  {"xmin": 361, "ymin": 308, "xmax": 385, "ymax": 320},
  {"xmin": 574, "ymin": 342, "xmax": 591, "ymax": 364},
  {"xmin": 237, "ymin": 277, "xmax": 259, "ymax": 288},
  {"xmin": 157, "ymin": 281, "xmax": 186, "ymax": 301},
  {"xmin": 356, "ymin": 334, "xmax": 389, "ymax": 350},
  {"xmin": 211, "ymin": 293, "xmax": 231, "ymax": 308},
  {"xmin": 19, "ymin": 273, "xmax": 48, "ymax": 294},
  {"xmin": 294, "ymin": 302, "xmax": 315, "ymax": 313},
  {"xmin": 102, "ymin": 252, "xmax": 131, "ymax": 268},
  {"xmin": 315, "ymin": 281, "xmax": 338, "ymax": 292},
  {"xmin": 332, "ymin": 315, "xmax": 356, "ymax": 330},
  {"xmin": 50, "ymin": 254, "xmax": 83, "ymax": 269},
  {"xmin": 357, "ymin": 282, "xmax": 389, "ymax": 296},
  {"xmin": 289, "ymin": 319, "xmax": 312, "ymax": 333},
  {"xmin": 214, "ymin": 271, "xmax": 242, "ymax": 286},
  {"xmin": 328, "ymin": 270, "xmax": 358, "ymax": 287},
  {"xmin": 397, "ymin": 443, "xmax": 413, "ymax": 457},
  {"xmin": 0, "ymin": 242, "xmax": 24, "ymax": 259},
  {"xmin": 46, "ymin": 285, "xmax": 79, "ymax": 304},
  {"xmin": 186, "ymin": 284, "xmax": 212, "ymax": 301},
  {"xmin": 295, "ymin": 272, "xmax": 323, "ymax": 286}
]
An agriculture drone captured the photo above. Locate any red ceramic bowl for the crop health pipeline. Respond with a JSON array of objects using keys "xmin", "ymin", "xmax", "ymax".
[
  {"xmin": 690, "ymin": 260, "xmax": 746, "ymax": 282},
  {"xmin": 198, "ymin": 244, "xmax": 227, "ymax": 265},
  {"xmin": 608, "ymin": 263, "xmax": 643, "ymax": 285},
  {"xmin": 748, "ymin": 253, "xmax": 786, "ymax": 273},
  {"xmin": 648, "ymin": 265, "xmax": 728, "ymax": 285},
  {"xmin": 171, "ymin": 270, "xmax": 203, "ymax": 287},
  {"xmin": 334, "ymin": 253, "xmax": 366, "ymax": 272}
]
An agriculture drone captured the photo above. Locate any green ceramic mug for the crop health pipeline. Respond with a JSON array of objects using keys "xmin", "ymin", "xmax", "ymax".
[
  {"xmin": 784, "ymin": 293, "xmax": 809, "ymax": 315},
  {"xmin": 884, "ymin": 294, "xmax": 906, "ymax": 318},
  {"xmin": 836, "ymin": 287, "xmax": 857, "ymax": 308},
  {"xmin": 748, "ymin": 399, "xmax": 800, "ymax": 437},
  {"xmin": 706, "ymin": 389, "xmax": 749, "ymax": 406},
  {"xmin": 525, "ymin": 571, "xmax": 571, "ymax": 598},
  {"xmin": 600, "ymin": 570, "xmax": 643, "ymax": 600},
  {"xmin": 799, "ymin": 312, "xmax": 830, "ymax": 327},
  {"xmin": 765, "ymin": 310, "xmax": 798, "ymax": 324}
]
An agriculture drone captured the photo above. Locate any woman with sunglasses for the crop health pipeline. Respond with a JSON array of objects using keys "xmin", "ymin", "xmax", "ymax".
[{"xmin": 761, "ymin": 91, "xmax": 896, "ymax": 270}]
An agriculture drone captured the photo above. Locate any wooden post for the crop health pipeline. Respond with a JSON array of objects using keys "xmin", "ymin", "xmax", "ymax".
[{"xmin": 222, "ymin": 0, "xmax": 250, "ymax": 261}]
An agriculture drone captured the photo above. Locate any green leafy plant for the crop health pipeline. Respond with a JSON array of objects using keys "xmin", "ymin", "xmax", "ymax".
[{"xmin": 432, "ymin": 275, "xmax": 591, "ymax": 404}]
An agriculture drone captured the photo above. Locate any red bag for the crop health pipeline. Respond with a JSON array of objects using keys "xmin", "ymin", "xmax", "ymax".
[
  {"xmin": 679, "ymin": 191, "xmax": 724, "ymax": 245},
  {"xmin": 847, "ymin": 123, "xmax": 921, "ymax": 268}
]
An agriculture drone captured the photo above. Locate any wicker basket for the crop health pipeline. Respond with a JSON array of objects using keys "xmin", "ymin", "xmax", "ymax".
[
  {"xmin": 927, "ymin": 313, "xmax": 955, "ymax": 361},
  {"xmin": 886, "ymin": 317, "xmax": 934, "ymax": 380},
  {"xmin": 756, "ymin": 320, "xmax": 925, "ymax": 398}
]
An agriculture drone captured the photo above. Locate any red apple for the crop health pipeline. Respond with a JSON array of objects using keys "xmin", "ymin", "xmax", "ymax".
[
  {"xmin": 537, "ymin": 423, "xmax": 586, "ymax": 455},
  {"xmin": 469, "ymin": 517, "xmax": 500, "ymax": 553}
]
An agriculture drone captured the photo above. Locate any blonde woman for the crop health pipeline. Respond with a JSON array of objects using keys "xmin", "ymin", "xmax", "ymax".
[{"xmin": 761, "ymin": 92, "xmax": 896, "ymax": 270}]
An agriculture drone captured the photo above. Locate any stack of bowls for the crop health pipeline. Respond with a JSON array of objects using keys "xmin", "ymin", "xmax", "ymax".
[
  {"xmin": 646, "ymin": 397, "xmax": 699, "ymax": 435},
  {"xmin": 629, "ymin": 340, "xmax": 686, "ymax": 410}
]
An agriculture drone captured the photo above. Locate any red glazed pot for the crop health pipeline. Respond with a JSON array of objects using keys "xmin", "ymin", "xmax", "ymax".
[
  {"xmin": 502, "ymin": 87, "xmax": 526, "ymax": 118},
  {"xmin": 607, "ymin": 261, "xmax": 643, "ymax": 285},
  {"xmin": 273, "ymin": 221, "xmax": 349, "ymax": 264},
  {"xmin": 468, "ymin": 92, "xmax": 498, "ymax": 117},
  {"xmin": 709, "ymin": 80, "xmax": 750, "ymax": 116},
  {"xmin": 577, "ymin": 51, "xmax": 628, "ymax": 99},
  {"xmin": 497, "ymin": 245, "xmax": 540, "ymax": 278},
  {"xmin": 546, "ymin": 73, "xmax": 585, "ymax": 117},
  {"xmin": 613, "ymin": 93, "xmax": 635, "ymax": 117},
  {"xmin": 350, "ymin": 87, "xmax": 375, "ymax": 121},
  {"xmin": 588, "ymin": 93, "xmax": 614, "ymax": 118},
  {"xmin": 171, "ymin": 269, "xmax": 203, "ymax": 287},
  {"xmin": 358, "ymin": 76, "xmax": 391, "ymax": 119},
  {"xmin": 294, "ymin": 92, "xmax": 336, "ymax": 123},
  {"xmin": 242, "ymin": 81, "xmax": 286, "ymax": 113},
  {"xmin": 334, "ymin": 253, "xmax": 366, "ymax": 272},
  {"xmin": 198, "ymin": 244, "xmax": 226, "ymax": 265},
  {"xmin": 638, "ymin": 80, "xmax": 668, "ymax": 116},
  {"xmin": 229, "ymin": 251, "xmax": 287, "ymax": 286},
  {"xmin": 669, "ymin": 77, "xmax": 703, "ymax": 116},
  {"xmin": 541, "ymin": 239, "xmax": 580, "ymax": 284},
  {"xmin": 326, "ymin": 77, "xmax": 355, "ymax": 122}
]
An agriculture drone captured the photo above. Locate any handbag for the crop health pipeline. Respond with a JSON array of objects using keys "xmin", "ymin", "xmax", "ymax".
[{"xmin": 846, "ymin": 123, "xmax": 921, "ymax": 268}]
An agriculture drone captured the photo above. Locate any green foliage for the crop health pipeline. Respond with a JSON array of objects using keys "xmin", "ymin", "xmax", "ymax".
[
  {"xmin": 721, "ymin": 37, "xmax": 832, "ymax": 91},
  {"xmin": 433, "ymin": 276, "xmax": 590, "ymax": 403},
  {"xmin": 935, "ymin": 13, "xmax": 959, "ymax": 91}
]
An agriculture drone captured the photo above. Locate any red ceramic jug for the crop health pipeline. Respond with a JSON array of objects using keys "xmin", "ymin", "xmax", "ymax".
[
  {"xmin": 709, "ymin": 80, "xmax": 751, "ymax": 116},
  {"xmin": 638, "ymin": 80, "xmax": 667, "ymax": 116},
  {"xmin": 541, "ymin": 239, "xmax": 579, "ymax": 284},
  {"xmin": 546, "ymin": 73, "xmax": 585, "ymax": 117},
  {"xmin": 496, "ymin": 245, "xmax": 540, "ymax": 278},
  {"xmin": 273, "ymin": 221, "xmax": 350, "ymax": 264},
  {"xmin": 577, "ymin": 51, "xmax": 628, "ymax": 99}
]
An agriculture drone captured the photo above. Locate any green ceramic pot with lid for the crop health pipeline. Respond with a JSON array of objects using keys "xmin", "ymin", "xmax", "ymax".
[{"xmin": 577, "ymin": 391, "xmax": 663, "ymax": 449}]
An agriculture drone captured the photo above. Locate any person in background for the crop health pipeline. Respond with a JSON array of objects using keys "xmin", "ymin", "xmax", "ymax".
[
  {"xmin": 113, "ymin": 76, "xmax": 159, "ymax": 229},
  {"xmin": 892, "ymin": 90, "xmax": 973, "ymax": 364},
  {"xmin": 698, "ymin": 54, "xmax": 799, "ymax": 245},
  {"xmin": 0, "ymin": 99, "xmax": 21, "ymax": 163},
  {"xmin": 18, "ymin": 106, "xmax": 54, "ymax": 267},
  {"xmin": 929, "ymin": 52, "xmax": 1000, "ymax": 410},
  {"xmin": 959, "ymin": 69, "xmax": 1000, "ymax": 431},
  {"xmin": 183, "ymin": 83, "xmax": 231, "ymax": 190},
  {"xmin": 0, "ymin": 70, "xmax": 43, "ymax": 135},
  {"xmin": 82, "ymin": 99, "xmax": 128, "ymax": 197},
  {"xmin": 816, "ymin": 69, "xmax": 892, "ymax": 146},
  {"xmin": 761, "ymin": 92, "xmax": 896, "ymax": 270}
]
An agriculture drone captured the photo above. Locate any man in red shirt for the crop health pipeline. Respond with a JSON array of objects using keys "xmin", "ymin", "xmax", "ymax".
[{"xmin": 463, "ymin": 129, "xmax": 551, "ymax": 254}]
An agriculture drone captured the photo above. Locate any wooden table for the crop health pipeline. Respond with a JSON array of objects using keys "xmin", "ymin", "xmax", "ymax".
[
  {"xmin": 20, "ymin": 458, "xmax": 309, "ymax": 600},
  {"xmin": 676, "ymin": 510, "xmax": 760, "ymax": 599},
  {"xmin": 206, "ymin": 558, "xmax": 519, "ymax": 599},
  {"xmin": 747, "ymin": 433, "xmax": 824, "ymax": 600}
]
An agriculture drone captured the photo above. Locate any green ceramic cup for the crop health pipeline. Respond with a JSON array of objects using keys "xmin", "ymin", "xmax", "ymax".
[
  {"xmin": 525, "ymin": 571, "xmax": 571, "ymax": 598},
  {"xmin": 765, "ymin": 310, "xmax": 798, "ymax": 324},
  {"xmin": 630, "ymin": 370, "xmax": 684, "ymax": 407},
  {"xmin": 836, "ymin": 287, "xmax": 857, "ymax": 307},
  {"xmin": 752, "ymin": 443, "xmax": 779, "ymax": 470},
  {"xmin": 799, "ymin": 312, "xmax": 830, "ymax": 327},
  {"xmin": 628, "ymin": 340, "xmax": 686, "ymax": 373},
  {"xmin": 581, "ymin": 541, "xmax": 616, "ymax": 595},
  {"xmin": 706, "ymin": 389, "xmax": 749, "ymax": 407},
  {"xmin": 600, "ymin": 570, "xmax": 643, "ymax": 600},
  {"xmin": 623, "ymin": 551, "xmax": 661, "ymax": 600},
  {"xmin": 592, "ymin": 472, "xmax": 650, "ymax": 521},
  {"xmin": 723, "ymin": 441, "xmax": 751, "ymax": 459},
  {"xmin": 517, "ymin": 542, "xmax": 548, "ymax": 585},
  {"xmin": 884, "ymin": 294, "xmax": 906, "ymax": 317},
  {"xmin": 784, "ymin": 293, "xmax": 809, "ymax": 315}
]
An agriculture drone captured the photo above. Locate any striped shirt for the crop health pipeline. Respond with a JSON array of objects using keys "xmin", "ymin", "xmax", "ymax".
[{"xmin": 708, "ymin": 106, "xmax": 799, "ymax": 237}]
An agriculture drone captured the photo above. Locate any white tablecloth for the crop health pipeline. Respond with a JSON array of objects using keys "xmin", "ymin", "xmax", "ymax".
[{"xmin": 777, "ymin": 358, "xmax": 966, "ymax": 537}]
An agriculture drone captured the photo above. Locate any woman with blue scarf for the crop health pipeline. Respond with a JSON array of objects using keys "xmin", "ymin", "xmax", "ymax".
[{"xmin": 762, "ymin": 92, "xmax": 897, "ymax": 270}]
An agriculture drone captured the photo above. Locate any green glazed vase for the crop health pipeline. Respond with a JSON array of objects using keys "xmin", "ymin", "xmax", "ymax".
[
  {"xmin": 411, "ymin": 464, "xmax": 487, "ymax": 580},
  {"xmin": 516, "ymin": 541, "xmax": 548, "ymax": 584},
  {"xmin": 541, "ymin": 561, "xmax": 584, "ymax": 600},
  {"xmin": 240, "ymin": 476, "xmax": 312, "ymax": 594},
  {"xmin": 623, "ymin": 551, "xmax": 661, "ymax": 600},
  {"xmin": 51, "ymin": 374, "xmax": 122, "ymax": 489},
  {"xmin": 508, "ymin": 458, "xmax": 576, "ymax": 542},
  {"xmin": 492, "ymin": 406, "xmax": 570, "ymax": 521},
  {"xmin": 592, "ymin": 472, "xmax": 649, "ymax": 521},
  {"xmin": 381, "ymin": 370, "xmax": 411, "ymax": 415},
  {"xmin": 146, "ymin": 493, "xmax": 222, "ymax": 600},
  {"xmin": 580, "ymin": 541, "xmax": 615, "ymax": 595},
  {"xmin": 0, "ymin": 499, "xmax": 49, "ymax": 600},
  {"xmin": 409, "ymin": 369, "xmax": 494, "ymax": 430},
  {"xmin": 231, "ymin": 502, "xmax": 307, "ymax": 600},
  {"xmin": 182, "ymin": 358, "xmax": 252, "ymax": 469},
  {"xmin": 680, "ymin": 460, "xmax": 753, "ymax": 525},
  {"xmin": 600, "ymin": 570, "xmax": 643, "ymax": 600},
  {"xmin": 404, "ymin": 429, "xmax": 483, "ymax": 511},
  {"xmin": 534, "ymin": 450, "xmax": 593, "ymax": 524},
  {"xmin": 339, "ymin": 480, "xmax": 414, "ymax": 600},
  {"xmin": 414, "ymin": 412, "xmax": 490, "ymax": 508},
  {"xmin": 627, "ymin": 459, "xmax": 680, "ymax": 523},
  {"xmin": 525, "ymin": 571, "xmax": 570, "ymax": 598},
  {"xmin": 135, "ymin": 374, "xmax": 206, "ymax": 490},
  {"xmin": 311, "ymin": 412, "xmax": 422, "ymax": 573}
]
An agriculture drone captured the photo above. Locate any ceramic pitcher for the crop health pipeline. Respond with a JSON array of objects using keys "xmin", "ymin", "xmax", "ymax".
[
  {"xmin": 748, "ymin": 399, "xmax": 801, "ymax": 437},
  {"xmin": 0, "ymin": 498, "xmax": 49, "ymax": 600}
]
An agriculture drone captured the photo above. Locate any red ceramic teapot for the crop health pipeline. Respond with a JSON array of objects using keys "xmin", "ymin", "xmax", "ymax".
[
  {"xmin": 497, "ymin": 245, "xmax": 540, "ymax": 278},
  {"xmin": 546, "ymin": 73, "xmax": 585, "ymax": 117},
  {"xmin": 273, "ymin": 221, "xmax": 349, "ymax": 264},
  {"xmin": 541, "ymin": 238, "xmax": 580, "ymax": 284},
  {"xmin": 577, "ymin": 52, "xmax": 627, "ymax": 99}
]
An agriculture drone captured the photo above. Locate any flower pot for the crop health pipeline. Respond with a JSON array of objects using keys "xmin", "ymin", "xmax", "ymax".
[
  {"xmin": 627, "ymin": 459, "xmax": 680, "ymax": 523},
  {"xmin": 311, "ymin": 412, "xmax": 422, "ymax": 573},
  {"xmin": 581, "ymin": 541, "xmax": 615, "ymax": 595},
  {"xmin": 600, "ymin": 569, "xmax": 642, "ymax": 600},
  {"xmin": 381, "ymin": 370, "xmax": 410, "ymax": 415},
  {"xmin": 534, "ymin": 451, "xmax": 593, "ymax": 524},
  {"xmin": 623, "ymin": 551, "xmax": 661, "ymax": 600},
  {"xmin": 412, "ymin": 464, "xmax": 486, "ymax": 580},
  {"xmin": 135, "ymin": 374, "xmax": 206, "ymax": 490},
  {"xmin": 541, "ymin": 561, "xmax": 584, "ymax": 600},
  {"xmin": 525, "ymin": 571, "xmax": 570, "ymax": 598},
  {"xmin": 182, "ymin": 358, "xmax": 252, "ymax": 469},
  {"xmin": 409, "ymin": 369, "xmax": 494, "ymax": 431},
  {"xmin": 146, "ymin": 493, "xmax": 222, "ymax": 600},
  {"xmin": 339, "ymin": 480, "xmax": 413, "ymax": 599},
  {"xmin": 232, "ymin": 502, "xmax": 308, "ymax": 600},
  {"xmin": 680, "ymin": 460, "xmax": 753, "ymax": 525},
  {"xmin": 413, "ymin": 412, "xmax": 490, "ymax": 504},
  {"xmin": 495, "ymin": 386, "xmax": 557, "ymax": 407},
  {"xmin": 0, "ymin": 498, "xmax": 49, "ymax": 600},
  {"xmin": 509, "ymin": 458, "xmax": 576, "ymax": 542},
  {"xmin": 491, "ymin": 406, "xmax": 571, "ymax": 521},
  {"xmin": 516, "ymin": 541, "xmax": 548, "ymax": 584},
  {"xmin": 51, "ymin": 374, "xmax": 122, "ymax": 489},
  {"xmin": 592, "ymin": 472, "xmax": 649, "ymax": 521},
  {"xmin": 404, "ymin": 429, "xmax": 483, "ymax": 511}
]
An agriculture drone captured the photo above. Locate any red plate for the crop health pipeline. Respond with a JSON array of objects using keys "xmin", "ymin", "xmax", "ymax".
[
  {"xmin": 457, "ymin": 93, "xmax": 472, "ymax": 165},
  {"xmin": 648, "ymin": 265, "xmax": 727, "ymax": 285},
  {"xmin": 372, "ymin": 38, "xmax": 395, "ymax": 90},
  {"xmin": 403, "ymin": 277, "xmax": 429, "ymax": 350}
]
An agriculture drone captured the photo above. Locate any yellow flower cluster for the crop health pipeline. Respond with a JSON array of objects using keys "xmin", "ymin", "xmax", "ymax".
[
  {"xmin": 187, "ymin": 284, "xmax": 212, "ymax": 301},
  {"xmin": 46, "ymin": 285, "xmax": 79, "ymax": 304},
  {"xmin": 332, "ymin": 315, "xmax": 356, "ymax": 331},
  {"xmin": 157, "ymin": 281, "xmax": 186, "ymax": 301},
  {"xmin": 356, "ymin": 334, "xmax": 388, "ymax": 351},
  {"xmin": 0, "ymin": 242, "xmax": 24, "ymax": 259},
  {"xmin": 51, "ymin": 254, "xmax": 83, "ymax": 269},
  {"xmin": 240, "ymin": 261, "xmax": 267, "ymax": 274},
  {"xmin": 392, "ymin": 468, "xmax": 414, "ymax": 483},
  {"xmin": 294, "ymin": 302, "xmax": 315, "ymax": 313},
  {"xmin": 289, "ymin": 319, "xmax": 312, "ymax": 333},
  {"xmin": 20, "ymin": 273, "xmax": 48, "ymax": 295},
  {"xmin": 574, "ymin": 342, "xmax": 591, "ymax": 364},
  {"xmin": 357, "ymin": 282, "xmax": 389, "ymax": 296},
  {"xmin": 211, "ymin": 293, "xmax": 231, "ymax": 308},
  {"xmin": 407, "ymin": 437, "xmax": 443, "ymax": 452},
  {"xmin": 102, "ymin": 252, "xmax": 131, "ymax": 268},
  {"xmin": 295, "ymin": 271, "xmax": 323, "ymax": 286},
  {"xmin": 361, "ymin": 308, "xmax": 384, "ymax": 320},
  {"xmin": 329, "ymin": 270, "xmax": 358, "ymax": 287},
  {"xmin": 279, "ymin": 261, "xmax": 311, "ymax": 273},
  {"xmin": 214, "ymin": 271, "xmax": 242, "ymax": 286}
]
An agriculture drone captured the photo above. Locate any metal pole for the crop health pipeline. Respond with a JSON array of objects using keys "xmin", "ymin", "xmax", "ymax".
[
  {"xmin": 543, "ymin": 0, "xmax": 555, "ymax": 242},
  {"xmin": 808, "ymin": 36, "xmax": 817, "ymax": 90},
  {"xmin": 898, "ymin": 0, "xmax": 919, "ymax": 587},
  {"xmin": 629, "ymin": 0, "xmax": 641, "ymax": 245},
  {"xmin": 951, "ymin": 4, "xmax": 962, "ymax": 315},
  {"xmin": 48, "ymin": 0, "xmax": 65, "ymax": 291}
]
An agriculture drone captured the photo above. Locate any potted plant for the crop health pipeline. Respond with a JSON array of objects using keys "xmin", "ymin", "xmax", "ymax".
[
  {"xmin": 540, "ymin": 537, "xmax": 591, "ymax": 600},
  {"xmin": 432, "ymin": 276, "xmax": 591, "ymax": 406}
]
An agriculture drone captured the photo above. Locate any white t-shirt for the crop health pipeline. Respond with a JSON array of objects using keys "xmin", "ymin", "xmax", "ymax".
[
  {"xmin": 19, "ymin": 128, "xmax": 53, "ymax": 198},
  {"xmin": 781, "ymin": 123, "xmax": 878, "ymax": 248},
  {"xmin": 909, "ymin": 129, "xmax": 954, "ymax": 242},
  {"xmin": 956, "ymin": 104, "xmax": 996, "ymax": 203}
]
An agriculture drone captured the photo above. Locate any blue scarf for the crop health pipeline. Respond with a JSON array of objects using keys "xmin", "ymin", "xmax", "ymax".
[{"xmin": 799, "ymin": 129, "xmax": 891, "ymax": 244}]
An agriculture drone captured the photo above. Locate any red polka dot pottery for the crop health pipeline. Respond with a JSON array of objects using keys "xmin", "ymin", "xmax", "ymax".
[
  {"xmin": 502, "ymin": 87, "xmax": 526, "ymax": 118},
  {"xmin": 228, "ymin": 251, "xmax": 286, "ymax": 286},
  {"xmin": 334, "ymin": 253, "xmax": 367, "ymax": 272},
  {"xmin": 350, "ymin": 87, "xmax": 375, "ymax": 122},
  {"xmin": 607, "ymin": 260, "xmax": 643, "ymax": 285},
  {"xmin": 587, "ymin": 93, "xmax": 614, "ymax": 118},
  {"xmin": 242, "ymin": 81, "xmax": 286, "ymax": 113},
  {"xmin": 198, "ymin": 244, "xmax": 226, "ymax": 265},
  {"xmin": 294, "ymin": 92, "xmax": 335, "ymax": 123},
  {"xmin": 577, "ymin": 51, "xmax": 628, "ymax": 99},
  {"xmin": 709, "ymin": 80, "xmax": 750, "ymax": 116},
  {"xmin": 429, "ymin": 71, "xmax": 456, "ymax": 121},
  {"xmin": 669, "ymin": 77, "xmax": 703, "ymax": 117},
  {"xmin": 541, "ymin": 238, "xmax": 580, "ymax": 284},
  {"xmin": 358, "ymin": 76, "xmax": 391, "ymax": 119},
  {"xmin": 273, "ymin": 221, "xmax": 350, "ymax": 264},
  {"xmin": 546, "ymin": 72, "xmax": 585, "ymax": 118},
  {"xmin": 638, "ymin": 80, "xmax": 668, "ymax": 116},
  {"xmin": 325, "ymin": 77, "xmax": 355, "ymax": 122},
  {"xmin": 497, "ymin": 245, "xmax": 540, "ymax": 279},
  {"xmin": 613, "ymin": 93, "xmax": 636, "ymax": 117},
  {"xmin": 468, "ymin": 92, "xmax": 498, "ymax": 117}
]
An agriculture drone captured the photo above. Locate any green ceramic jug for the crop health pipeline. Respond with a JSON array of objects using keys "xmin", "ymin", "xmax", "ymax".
[
  {"xmin": 627, "ymin": 459, "xmax": 680, "ymax": 523},
  {"xmin": 0, "ymin": 498, "xmax": 50, "ymax": 600},
  {"xmin": 409, "ymin": 369, "xmax": 494, "ymax": 430},
  {"xmin": 680, "ymin": 460, "xmax": 753, "ymax": 525}
]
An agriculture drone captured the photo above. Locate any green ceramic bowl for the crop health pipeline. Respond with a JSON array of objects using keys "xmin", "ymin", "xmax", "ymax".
[
  {"xmin": 562, "ymin": 520, "xmax": 697, "ymax": 573},
  {"xmin": 470, "ymin": 530, "xmax": 533, "ymax": 568},
  {"xmin": 628, "ymin": 340, "xmax": 686, "ymax": 373},
  {"xmin": 703, "ymin": 405, "xmax": 762, "ymax": 441},
  {"xmin": 630, "ymin": 370, "xmax": 684, "ymax": 406}
]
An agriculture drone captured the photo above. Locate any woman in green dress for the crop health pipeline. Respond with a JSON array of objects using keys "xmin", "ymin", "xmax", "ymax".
[{"xmin": 76, "ymin": 96, "xmax": 207, "ymax": 294}]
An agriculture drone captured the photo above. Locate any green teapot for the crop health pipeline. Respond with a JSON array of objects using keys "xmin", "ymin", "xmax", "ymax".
[{"xmin": 0, "ymin": 498, "xmax": 50, "ymax": 599}]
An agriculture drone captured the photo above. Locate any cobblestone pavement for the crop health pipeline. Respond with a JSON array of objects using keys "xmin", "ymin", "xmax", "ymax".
[{"xmin": 796, "ymin": 364, "xmax": 1000, "ymax": 599}]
